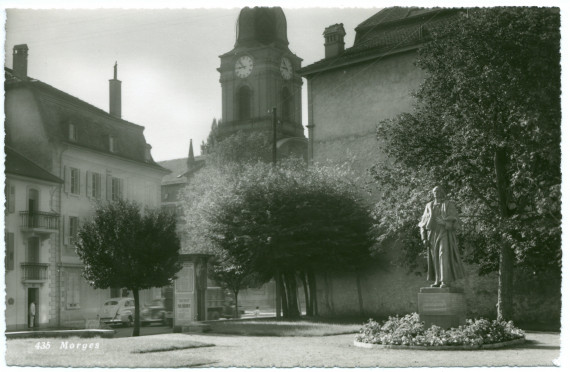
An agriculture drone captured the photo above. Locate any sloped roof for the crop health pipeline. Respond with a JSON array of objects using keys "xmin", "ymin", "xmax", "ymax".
[
  {"xmin": 158, "ymin": 156, "xmax": 205, "ymax": 185},
  {"xmin": 5, "ymin": 68, "xmax": 169, "ymax": 173},
  {"xmin": 299, "ymin": 7, "xmax": 459, "ymax": 76},
  {"xmin": 5, "ymin": 146, "xmax": 63, "ymax": 184}
]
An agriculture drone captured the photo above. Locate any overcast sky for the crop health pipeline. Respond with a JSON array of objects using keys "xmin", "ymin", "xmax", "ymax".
[{"xmin": 4, "ymin": 6, "xmax": 382, "ymax": 161}]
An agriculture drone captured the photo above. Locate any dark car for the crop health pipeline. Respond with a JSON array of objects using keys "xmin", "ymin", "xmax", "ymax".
[{"xmin": 141, "ymin": 298, "xmax": 168, "ymax": 326}]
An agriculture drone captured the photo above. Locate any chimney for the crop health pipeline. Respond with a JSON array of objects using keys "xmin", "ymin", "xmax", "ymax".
[
  {"xmin": 13, "ymin": 44, "xmax": 29, "ymax": 78},
  {"xmin": 323, "ymin": 24, "xmax": 346, "ymax": 59},
  {"xmin": 187, "ymin": 139, "xmax": 195, "ymax": 169},
  {"xmin": 109, "ymin": 62, "xmax": 122, "ymax": 118}
]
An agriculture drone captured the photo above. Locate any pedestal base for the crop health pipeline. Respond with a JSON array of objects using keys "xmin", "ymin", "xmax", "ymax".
[{"xmin": 418, "ymin": 287, "xmax": 466, "ymax": 329}]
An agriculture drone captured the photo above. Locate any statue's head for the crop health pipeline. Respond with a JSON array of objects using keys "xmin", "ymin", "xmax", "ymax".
[{"xmin": 432, "ymin": 186, "xmax": 446, "ymax": 199}]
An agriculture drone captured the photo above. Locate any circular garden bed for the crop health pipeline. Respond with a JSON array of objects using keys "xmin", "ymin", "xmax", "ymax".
[{"xmin": 354, "ymin": 313, "xmax": 525, "ymax": 350}]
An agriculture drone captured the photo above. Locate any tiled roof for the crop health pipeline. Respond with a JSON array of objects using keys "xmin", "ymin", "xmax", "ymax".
[
  {"xmin": 4, "ymin": 68, "xmax": 169, "ymax": 173},
  {"xmin": 299, "ymin": 7, "xmax": 459, "ymax": 76},
  {"xmin": 5, "ymin": 146, "xmax": 63, "ymax": 184},
  {"xmin": 158, "ymin": 156, "xmax": 205, "ymax": 185},
  {"xmin": 355, "ymin": 7, "xmax": 433, "ymax": 31}
]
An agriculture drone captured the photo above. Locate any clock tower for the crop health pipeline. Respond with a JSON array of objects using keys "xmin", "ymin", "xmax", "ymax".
[{"xmin": 218, "ymin": 7, "xmax": 305, "ymax": 145}]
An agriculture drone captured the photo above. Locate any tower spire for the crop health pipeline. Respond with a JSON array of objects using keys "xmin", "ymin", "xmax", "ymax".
[{"xmin": 187, "ymin": 139, "xmax": 195, "ymax": 170}]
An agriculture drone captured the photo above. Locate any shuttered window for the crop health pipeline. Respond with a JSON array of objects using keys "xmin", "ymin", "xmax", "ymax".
[
  {"xmin": 5, "ymin": 232, "xmax": 14, "ymax": 270},
  {"xmin": 66, "ymin": 271, "xmax": 81, "ymax": 309},
  {"xmin": 6, "ymin": 183, "xmax": 15, "ymax": 213}
]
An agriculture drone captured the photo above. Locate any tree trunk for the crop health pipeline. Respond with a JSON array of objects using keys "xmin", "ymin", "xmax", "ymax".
[
  {"xmin": 355, "ymin": 271, "xmax": 364, "ymax": 317},
  {"xmin": 497, "ymin": 243, "xmax": 514, "ymax": 321},
  {"xmin": 300, "ymin": 271, "xmax": 312, "ymax": 316},
  {"xmin": 233, "ymin": 291, "xmax": 239, "ymax": 319},
  {"xmin": 275, "ymin": 271, "xmax": 282, "ymax": 319},
  {"xmin": 285, "ymin": 271, "xmax": 300, "ymax": 318},
  {"xmin": 132, "ymin": 288, "xmax": 140, "ymax": 337},
  {"xmin": 279, "ymin": 273, "xmax": 289, "ymax": 318},
  {"xmin": 494, "ymin": 147, "xmax": 515, "ymax": 321},
  {"xmin": 308, "ymin": 267, "xmax": 318, "ymax": 316}
]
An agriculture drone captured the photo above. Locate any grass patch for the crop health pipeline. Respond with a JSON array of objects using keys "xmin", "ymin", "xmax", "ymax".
[
  {"xmin": 205, "ymin": 318, "xmax": 360, "ymax": 336},
  {"xmin": 6, "ymin": 334, "xmax": 214, "ymax": 368}
]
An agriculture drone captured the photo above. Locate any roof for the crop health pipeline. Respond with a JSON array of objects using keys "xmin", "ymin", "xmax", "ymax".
[
  {"xmin": 158, "ymin": 156, "xmax": 205, "ymax": 185},
  {"xmin": 299, "ymin": 7, "xmax": 459, "ymax": 76},
  {"xmin": 5, "ymin": 146, "xmax": 63, "ymax": 184},
  {"xmin": 5, "ymin": 68, "xmax": 169, "ymax": 173}
]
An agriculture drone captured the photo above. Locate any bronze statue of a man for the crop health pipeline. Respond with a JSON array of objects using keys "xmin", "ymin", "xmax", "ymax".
[{"xmin": 418, "ymin": 186, "xmax": 465, "ymax": 288}]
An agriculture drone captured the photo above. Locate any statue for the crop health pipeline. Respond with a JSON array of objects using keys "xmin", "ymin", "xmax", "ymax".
[{"xmin": 418, "ymin": 186, "xmax": 465, "ymax": 288}]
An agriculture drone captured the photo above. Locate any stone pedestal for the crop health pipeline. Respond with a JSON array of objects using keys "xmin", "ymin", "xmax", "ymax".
[{"xmin": 418, "ymin": 287, "xmax": 466, "ymax": 329}]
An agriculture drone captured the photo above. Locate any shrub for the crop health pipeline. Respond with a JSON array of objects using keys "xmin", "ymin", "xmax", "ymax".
[{"xmin": 355, "ymin": 313, "xmax": 524, "ymax": 347}]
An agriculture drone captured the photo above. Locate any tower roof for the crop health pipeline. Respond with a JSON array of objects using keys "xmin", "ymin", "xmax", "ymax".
[{"xmin": 235, "ymin": 7, "xmax": 288, "ymax": 49}]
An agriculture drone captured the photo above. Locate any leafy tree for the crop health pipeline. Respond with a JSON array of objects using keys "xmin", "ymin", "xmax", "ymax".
[
  {"xmin": 184, "ymin": 159, "xmax": 375, "ymax": 318},
  {"xmin": 370, "ymin": 8, "xmax": 560, "ymax": 322},
  {"xmin": 75, "ymin": 200, "xmax": 181, "ymax": 336},
  {"xmin": 200, "ymin": 118, "xmax": 219, "ymax": 155},
  {"xmin": 208, "ymin": 253, "xmax": 258, "ymax": 318},
  {"xmin": 207, "ymin": 130, "xmax": 273, "ymax": 166}
]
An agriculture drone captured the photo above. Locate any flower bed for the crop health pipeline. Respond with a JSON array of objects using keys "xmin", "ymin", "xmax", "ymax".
[{"xmin": 355, "ymin": 313, "xmax": 525, "ymax": 349}]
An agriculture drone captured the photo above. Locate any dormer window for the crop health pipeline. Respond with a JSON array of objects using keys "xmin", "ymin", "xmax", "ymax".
[
  {"xmin": 109, "ymin": 135, "xmax": 116, "ymax": 153},
  {"xmin": 144, "ymin": 144, "xmax": 152, "ymax": 162},
  {"xmin": 69, "ymin": 124, "xmax": 77, "ymax": 141}
]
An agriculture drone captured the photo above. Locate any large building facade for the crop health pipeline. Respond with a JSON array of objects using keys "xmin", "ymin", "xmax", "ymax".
[
  {"xmin": 300, "ymin": 8, "xmax": 560, "ymax": 323},
  {"xmin": 4, "ymin": 45, "xmax": 169, "ymax": 330}
]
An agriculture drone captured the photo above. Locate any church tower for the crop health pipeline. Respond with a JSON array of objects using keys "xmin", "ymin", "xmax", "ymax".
[{"xmin": 218, "ymin": 7, "xmax": 305, "ymax": 141}]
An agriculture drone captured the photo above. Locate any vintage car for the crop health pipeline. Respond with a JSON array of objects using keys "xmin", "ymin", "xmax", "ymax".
[
  {"xmin": 97, "ymin": 297, "xmax": 135, "ymax": 327},
  {"xmin": 141, "ymin": 298, "xmax": 169, "ymax": 326}
]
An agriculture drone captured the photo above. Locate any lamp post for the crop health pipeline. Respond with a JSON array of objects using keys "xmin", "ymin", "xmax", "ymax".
[
  {"xmin": 272, "ymin": 107, "xmax": 277, "ymax": 166},
  {"xmin": 271, "ymin": 106, "xmax": 282, "ymax": 318}
]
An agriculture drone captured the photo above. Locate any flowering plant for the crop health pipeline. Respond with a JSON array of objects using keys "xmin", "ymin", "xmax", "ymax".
[{"xmin": 355, "ymin": 313, "xmax": 524, "ymax": 347}]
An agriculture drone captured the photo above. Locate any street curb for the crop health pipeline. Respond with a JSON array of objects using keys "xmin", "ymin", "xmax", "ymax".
[
  {"xmin": 353, "ymin": 337, "xmax": 526, "ymax": 350},
  {"xmin": 6, "ymin": 329, "xmax": 116, "ymax": 339}
]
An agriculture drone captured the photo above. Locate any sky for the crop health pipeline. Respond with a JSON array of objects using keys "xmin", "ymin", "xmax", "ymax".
[
  {"xmin": 3, "ymin": 4, "xmax": 381, "ymax": 161},
  {"xmin": 3, "ymin": 0, "xmax": 565, "ymax": 162}
]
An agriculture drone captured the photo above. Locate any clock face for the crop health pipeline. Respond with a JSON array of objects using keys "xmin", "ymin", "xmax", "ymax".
[
  {"xmin": 235, "ymin": 55, "xmax": 254, "ymax": 78},
  {"xmin": 280, "ymin": 57, "xmax": 293, "ymax": 80}
]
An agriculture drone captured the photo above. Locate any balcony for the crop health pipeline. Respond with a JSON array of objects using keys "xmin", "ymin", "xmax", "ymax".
[
  {"xmin": 20, "ymin": 211, "xmax": 60, "ymax": 235},
  {"xmin": 21, "ymin": 262, "xmax": 49, "ymax": 283}
]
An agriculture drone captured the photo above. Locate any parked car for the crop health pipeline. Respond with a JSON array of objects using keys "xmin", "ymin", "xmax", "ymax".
[
  {"xmin": 97, "ymin": 298, "xmax": 135, "ymax": 327},
  {"xmin": 141, "ymin": 298, "xmax": 168, "ymax": 326}
]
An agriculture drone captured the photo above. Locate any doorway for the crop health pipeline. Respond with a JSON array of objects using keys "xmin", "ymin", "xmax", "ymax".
[{"xmin": 28, "ymin": 288, "xmax": 39, "ymax": 328}]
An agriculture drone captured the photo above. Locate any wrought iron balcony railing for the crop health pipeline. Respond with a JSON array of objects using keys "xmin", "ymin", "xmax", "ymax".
[
  {"xmin": 20, "ymin": 211, "xmax": 60, "ymax": 231},
  {"xmin": 21, "ymin": 262, "xmax": 49, "ymax": 281}
]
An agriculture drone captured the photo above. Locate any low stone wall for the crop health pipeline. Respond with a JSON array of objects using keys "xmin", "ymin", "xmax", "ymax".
[{"xmin": 6, "ymin": 329, "xmax": 115, "ymax": 339}]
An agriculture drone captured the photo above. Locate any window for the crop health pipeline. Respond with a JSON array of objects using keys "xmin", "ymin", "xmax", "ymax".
[
  {"xmin": 5, "ymin": 232, "xmax": 14, "ymax": 271},
  {"xmin": 69, "ymin": 167, "xmax": 80, "ymax": 195},
  {"xmin": 66, "ymin": 271, "xmax": 81, "ymax": 309},
  {"xmin": 6, "ymin": 183, "xmax": 15, "ymax": 214},
  {"xmin": 69, "ymin": 124, "xmax": 77, "ymax": 141},
  {"xmin": 112, "ymin": 177, "xmax": 123, "ymax": 201},
  {"xmin": 282, "ymin": 87, "xmax": 292, "ymax": 121},
  {"xmin": 237, "ymin": 86, "xmax": 251, "ymax": 120},
  {"xmin": 67, "ymin": 216, "xmax": 79, "ymax": 245},
  {"xmin": 87, "ymin": 172, "xmax": 101, "ymax": 199},
  {"xmin": 109, "ymin": 136, "xmax": 116, "ymax": 153}
]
